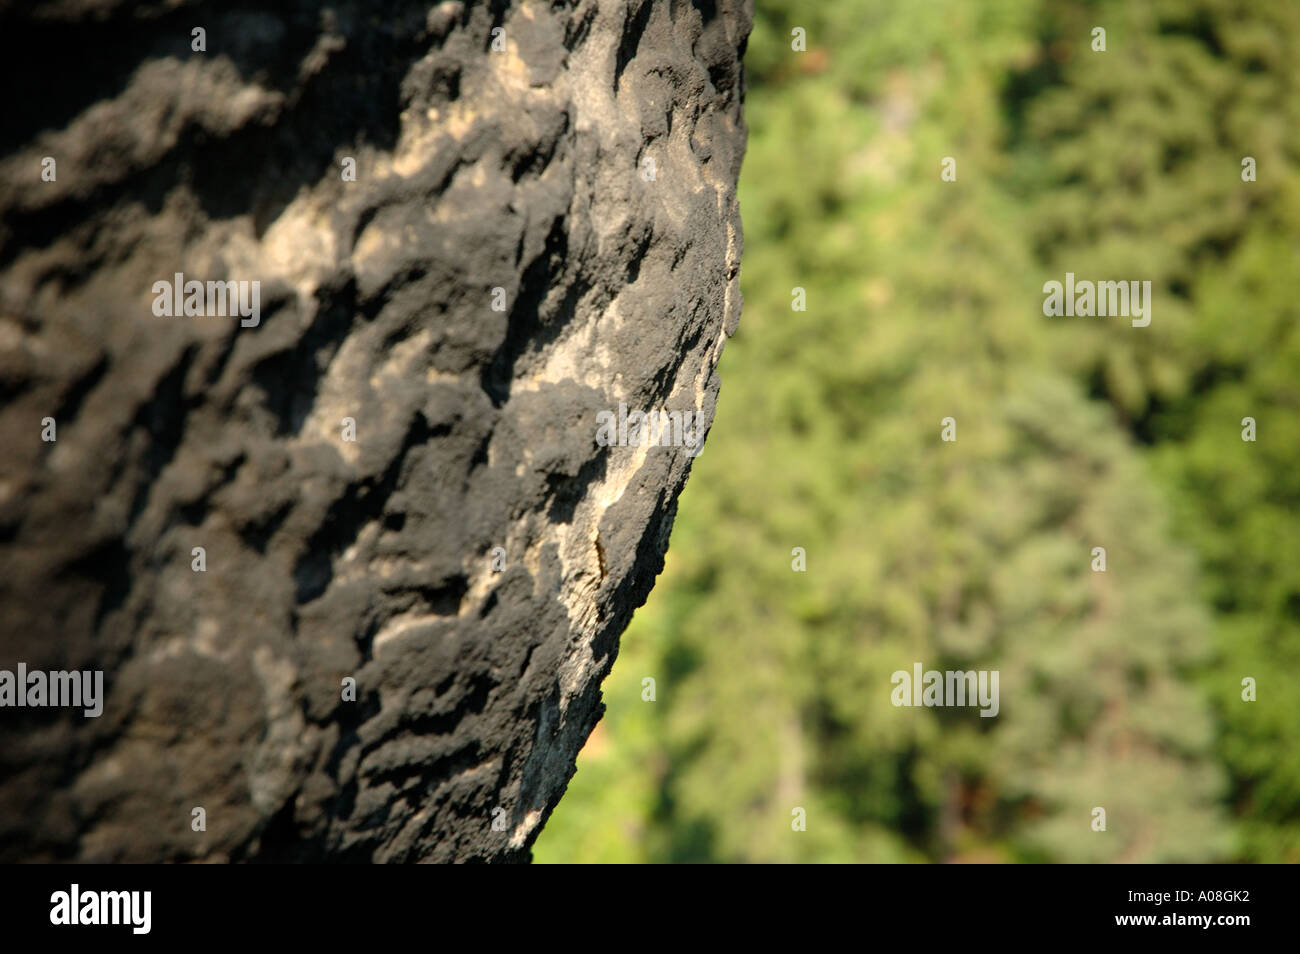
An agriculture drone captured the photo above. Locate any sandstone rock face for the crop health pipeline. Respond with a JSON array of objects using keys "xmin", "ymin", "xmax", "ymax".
[{"xmin": 0, "ymin": 0, "xmax": 750, "ymax": 862}]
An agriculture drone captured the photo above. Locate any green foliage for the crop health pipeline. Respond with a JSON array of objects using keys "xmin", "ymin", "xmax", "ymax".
[{"xmin": 536, "ymin": 0, "xmax": 1299, "ymax": 863}]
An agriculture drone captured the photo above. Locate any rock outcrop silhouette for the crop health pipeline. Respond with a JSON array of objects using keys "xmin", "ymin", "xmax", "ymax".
[{"xmin": 0, "ymin": 0, "xmax": 750, "ymax": 862}]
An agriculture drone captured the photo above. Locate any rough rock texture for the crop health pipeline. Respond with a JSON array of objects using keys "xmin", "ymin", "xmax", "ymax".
[{"xmin": 0, "ymin": 0, "xmax": 749, "ymax": 862}]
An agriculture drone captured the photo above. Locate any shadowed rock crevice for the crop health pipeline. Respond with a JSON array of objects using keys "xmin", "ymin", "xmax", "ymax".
[{"xmin": 0, "ymin": 0, "xmax": 751, "ymax": 862}]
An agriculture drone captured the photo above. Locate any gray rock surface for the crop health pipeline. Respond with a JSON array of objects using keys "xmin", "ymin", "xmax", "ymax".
[{"xmin": 0, "ymin": 0, "xmax": 750, "ymax": 862}]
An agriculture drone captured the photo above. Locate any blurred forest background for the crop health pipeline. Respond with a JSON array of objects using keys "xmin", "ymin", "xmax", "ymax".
[{"xmin": 536, "ymin": 0, "xmax": 1300, "ymax": 863}]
